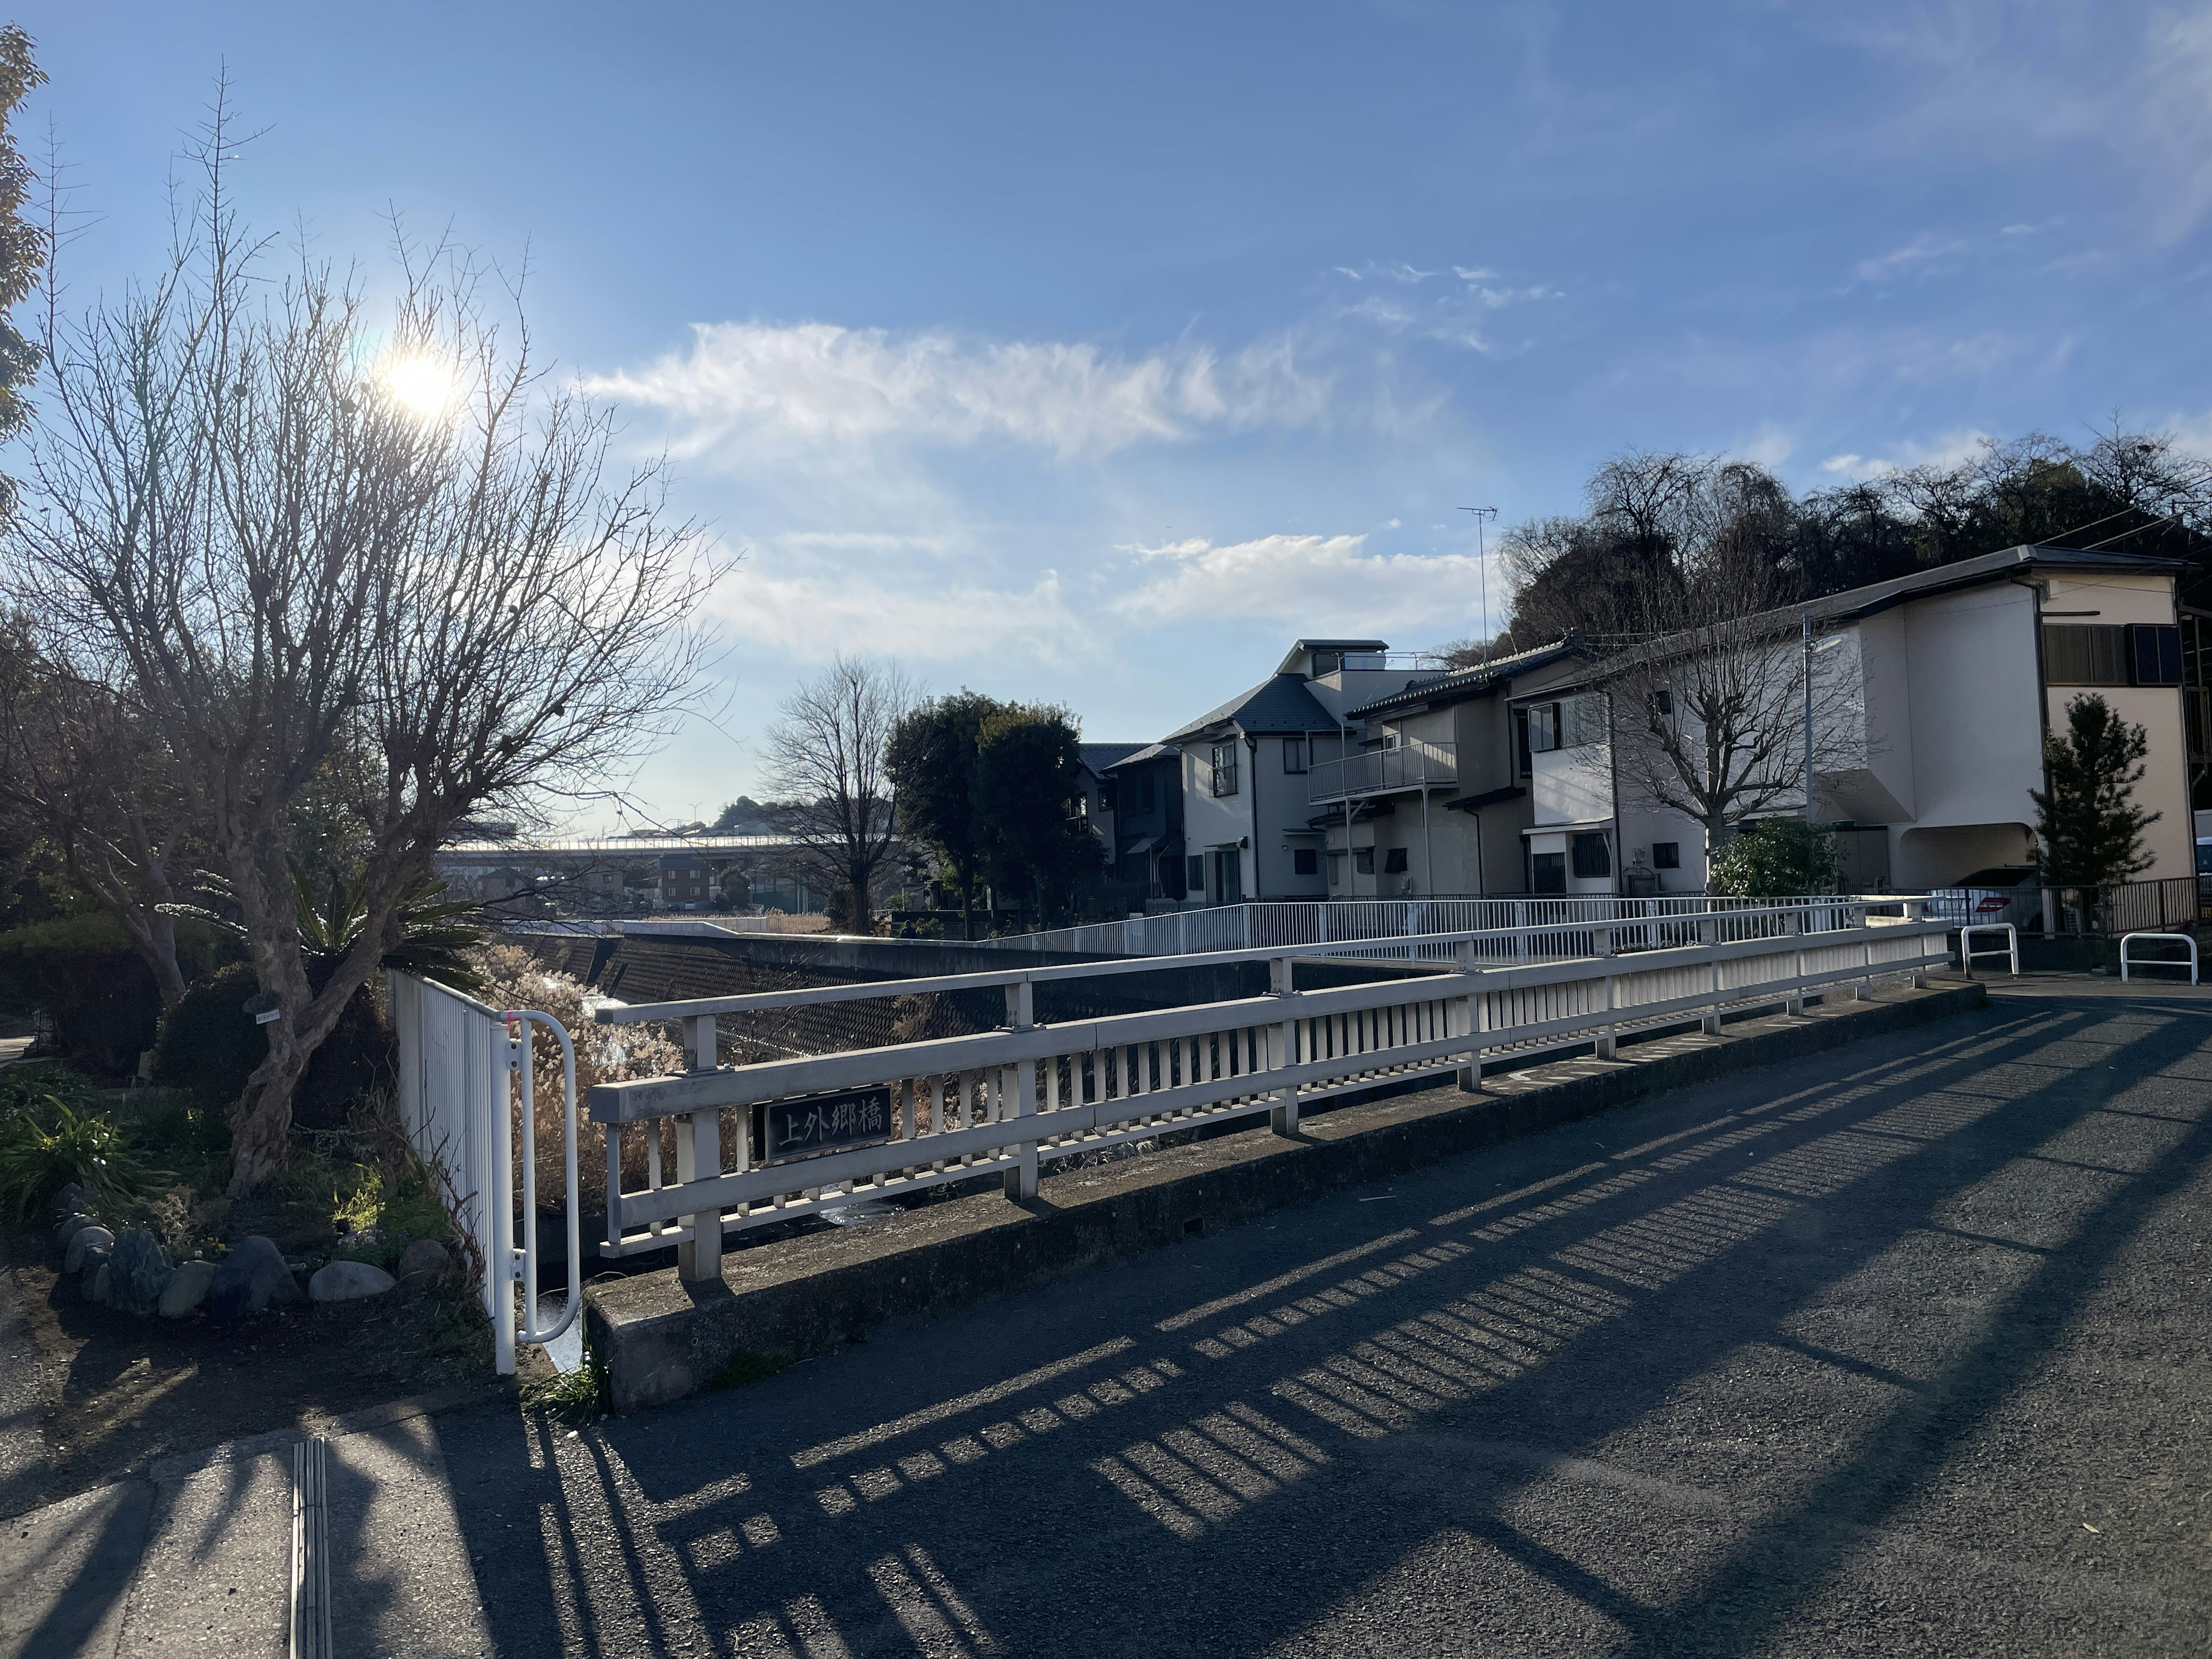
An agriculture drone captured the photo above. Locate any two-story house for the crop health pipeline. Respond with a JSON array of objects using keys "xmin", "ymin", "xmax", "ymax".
[
  {"xmin": 1160, "ymin": 640, "xmax": 1461, "ymax": 903},
  {"xmin": 1510, "ymin": 544, "xmax": 2201, "ymax": 894},
  {"xmin": 1317, "ymin": 641, "xmax": 1592, "ymax": 897},
  {"xmin": 1101, "ymin": 743, "xmax": 1188, "ymax": 900}
]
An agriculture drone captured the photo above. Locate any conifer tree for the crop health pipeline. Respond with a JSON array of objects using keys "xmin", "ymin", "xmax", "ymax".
[{"xmin": 2031, "ymin": 695, "xmax": 2159, "ymax": 888}]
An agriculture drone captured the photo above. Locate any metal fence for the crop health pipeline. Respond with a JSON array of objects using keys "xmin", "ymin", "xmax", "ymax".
[
  {"xmin": 590, "ymin": 904, "xmax": 1947, "ymax": 1270},
  {"xmin": 981, "ymin": 895, "xmax": 1893, "ymax": 963},
  {"xmin": 2038, "ymin": 877, "xmax": 2209, "ymax": 935},
  {"xmin": 388, "ymin": 971, "xmax": 509, "ymax": 1346}
]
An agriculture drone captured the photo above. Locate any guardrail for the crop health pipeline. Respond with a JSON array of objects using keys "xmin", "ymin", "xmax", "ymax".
[
  {"xmin": 980, "ymin": 893, "xmax": 1908, "ymax": 961},
  {"xmin": 588, "ymin": 907, "xmax": 1948, "ymax": 1275},
  {"xmin": 1959, "ymin": 922, "xmax": 2019, "ymax": 977},
  {"xmin": 2119, "ymin": 931, "xmax": 2200, "ymax": 984},
  {"xmin": 1307, "ymin": 740, "xmax": 1457, "ymax": 805}
]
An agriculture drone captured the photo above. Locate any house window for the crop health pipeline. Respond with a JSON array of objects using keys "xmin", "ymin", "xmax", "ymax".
[
  {"xmin": 1283, "ymin": 736, "xmax": 1306, "ymax": 773},
  {"xmin": 1327, "ymin": 851, "xmax": 1344, "ymax": 887},
  {"xmin": 1210, "ymin": 741, "xmax": 1240, "ymax": 797},
  {"xmin": 1383, "ymin": 847, "xmax": 1409, "ymax": 874},
  {"xmin": 1138, "ymin": 772, "xmax": 1156, "ymax": 813},
  {"xmin": 2133, "ymin": 623, "xmax": 2184, "ymax": 686},
  {"xmin": 1293, "ymin": 848, "xmax": 1319, "ymax": 875},
  {"xmin": 1650, "ymin": 688, "xmax": 1672, "ymax": 717},
  {"xmin": 1652, "ymin": 841, "xmax": 1681, "ymax": 870},
  {"xmin": 1531, "ymin": 851, "xmax": 1566, "ymax": 894},
  {"xmin": 1186, "ymin": 854, "xmax": 1206, "ymax": 895},
  {"xmin": 1101, "ymin": 781, "xmax": 1119, "ymax": 814},
  {"xmin": 1513, "ymin": 708, "xmax": 1532, "ymax": 776},
  {"xmin": 2040, "ymin": 621, "xmax": 2183, "ymax": 687},
  {"xmin": 1353, "ymin": 847, "xmax": 1376, "ymax": 876},
  {"xmin": 1311, "ymin": 652, "xmax": 1341, "ymax": 676},
  {"xmin": 2044, "ymin": 624, "xmax": 2128, "ymax": 685},
  {"xmin": 1528, "ymin": 702, "xmax": 1561, "ymax": 753},
  {"xmin": 1571, "ymin": 832, "xmax": 1612, "ymax": 879}
]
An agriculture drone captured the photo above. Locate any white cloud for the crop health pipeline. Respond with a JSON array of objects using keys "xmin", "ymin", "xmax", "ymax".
[
  {"xmin": 1111, "ymin": 534, "xmax": 1501, "ymax": 632},
  {"xmin": 586, "ymin": 321, "xmax": 1331, "ymax": 461},
  {"xmin": 1819, "ymin": 427, "xmax": 1993, "ymax": 480},
  {"xmin": 1854, "ymin": 232, "xmax": 1970, "ymax": 282},
  {"xmin": 700, "ymin": 536, "xmax": 1089, "ymax": 667},
  {"xmin": 1333, "ymin": 261, "xmax": 1441, "ymax": 283}
]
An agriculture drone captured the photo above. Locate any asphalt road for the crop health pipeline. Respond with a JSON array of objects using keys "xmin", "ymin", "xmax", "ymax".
[{"xmin": 362, "ymin": 987, "xmax": 2212, "ymax": 1656}]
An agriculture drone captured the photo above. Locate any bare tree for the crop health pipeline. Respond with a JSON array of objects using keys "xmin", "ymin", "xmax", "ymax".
[
  {"xmin": 762, "ymin": 656, "xmax": 914, "ymax": 932},
  {"xmin": 1594, "ymin": 566, "xmax": 1862, "ymax": 858},
  {"xmin": 4, "ymin": 99, "xmax": 708, "ymax": 1191}
]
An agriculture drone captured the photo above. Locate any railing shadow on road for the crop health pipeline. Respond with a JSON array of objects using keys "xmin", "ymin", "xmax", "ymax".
[{"xmin": 427, "ymin": 994, "xmax": 2212, "ymax": 1658}]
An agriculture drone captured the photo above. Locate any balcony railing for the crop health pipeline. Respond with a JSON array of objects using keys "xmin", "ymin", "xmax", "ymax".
[{"xmin": 1308, "ymin": 739, "xmax": 1457, "ymax": 804}]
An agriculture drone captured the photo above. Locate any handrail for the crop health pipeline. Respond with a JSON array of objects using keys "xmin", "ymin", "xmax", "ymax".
[
  {"xmin": 2119, "ymin": 931, "xmax": 2199, "ymax": 985},
  {"xmin": 1958, "ymin": 922, "xmax": 2019, "ymax": 978},
  {"xmin": 593, "ymin": 897, "xmax": 1924, "ymax": 1025},
  {"xmin": 504, "ymin": 1010, "xmax": 581, "ymax": 1357},
  {"xmin": 589, "ymin": 916, "xmax": 1951, "ymax": 1268}
]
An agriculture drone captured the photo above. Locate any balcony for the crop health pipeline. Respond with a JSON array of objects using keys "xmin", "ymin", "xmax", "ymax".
[{"xmin": 1308, "ymin": 739, "xmax": 1457, "ymax": 805}]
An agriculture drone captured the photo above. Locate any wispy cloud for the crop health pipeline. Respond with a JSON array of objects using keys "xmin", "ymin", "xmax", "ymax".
[
  {"xmin": 1818, "ymin": 427, "xmax": 1992, "ymax": 480},
  {"xmin": 1111, "ymin": 534, "xmax": 1500, "ymax": 632},
  {"xmin": 1854, "ymin": 232, "xmax": 1971, "ymax": 282},
  {"xmin": 586, "ymin": 322, "xmax": 1332, "ymax": 461},
  {"xmin": 1333, "ymin": 261, "xmax": 1441, "ymax": 283}
]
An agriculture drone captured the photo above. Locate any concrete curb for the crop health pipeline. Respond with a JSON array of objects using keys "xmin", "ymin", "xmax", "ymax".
[{"xmin": 584, "ymin": 980, "xmax": 1987, "ymax": 1414}]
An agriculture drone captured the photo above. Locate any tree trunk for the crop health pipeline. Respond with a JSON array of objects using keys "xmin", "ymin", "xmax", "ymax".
[{"xmin": 849, "ymin": 859, "xmax": 872, "ymax": 937}]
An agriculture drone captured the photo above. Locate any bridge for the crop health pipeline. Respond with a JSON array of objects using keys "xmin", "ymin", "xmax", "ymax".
[{"xmin": 4, "ymin": 923, "xmax": 2208, "ymax": 1655}]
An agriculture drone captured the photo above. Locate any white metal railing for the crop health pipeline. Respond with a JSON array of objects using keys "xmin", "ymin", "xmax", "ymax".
[
  {"xmin": 589, "ymin": 909, "xmax": 1949, "ymax": 1272},
  {"xmin": 1307, "ymin": 739, "xmax": 1457, "ymax": 805},
  {"xmin": 2119, "ymin": 931, "xmax": 2200, "ymax": 984},
  {"xmin": 1959, "ymin": 922, "xmax": 2019, "ymax": 977},
  {"xmin": 388, "ymin": 972, "xmax": 581, "ymax": 1376},
  {"xmin": 983, "ymin": 895, "xmax": 1904, "ymax": 961}
]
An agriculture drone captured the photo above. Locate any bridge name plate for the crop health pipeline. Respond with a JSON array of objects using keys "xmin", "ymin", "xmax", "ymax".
[{"xmin": 761, "ymin": 1086, "xmax": 894, "ymax": 1164}]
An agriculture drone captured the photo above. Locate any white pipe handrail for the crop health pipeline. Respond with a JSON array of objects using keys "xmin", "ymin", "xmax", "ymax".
[
  {"xmin": 2119, "ymin": 931, "xmax": 2200, "ymax": 984},
  {"xmin": 589, "ymin": 915, "xmax": 1950, "ymax": 1266},
  {"xmin": 1958, "ymin": 922, "xmax": 2020, "ymax": 978},
  {"xmin": 506, "ymin": 1011, "xmax": 582, "ymax": 1353}
]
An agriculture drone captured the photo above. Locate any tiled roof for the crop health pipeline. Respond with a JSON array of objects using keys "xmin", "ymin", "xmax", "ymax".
[{"xmin": 1165, "ymin": 673, "xmax": 1338, "ymax": 741}]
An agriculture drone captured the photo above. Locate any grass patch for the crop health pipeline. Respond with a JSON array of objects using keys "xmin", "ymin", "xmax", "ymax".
[{"xmin": 710, "ymin": 1347, "xmax": 801, "ymax": 1391}]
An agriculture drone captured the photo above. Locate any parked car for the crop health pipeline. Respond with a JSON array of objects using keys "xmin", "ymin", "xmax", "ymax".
[{"xmin": 1928, "ymin": 865, "xmax": 2041, "ymax": 930}]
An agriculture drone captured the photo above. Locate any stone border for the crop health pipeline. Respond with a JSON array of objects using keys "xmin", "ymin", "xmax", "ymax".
[{"xmin": 584, "ymin": 979, "xmax": 1986, "ymax": 1413}]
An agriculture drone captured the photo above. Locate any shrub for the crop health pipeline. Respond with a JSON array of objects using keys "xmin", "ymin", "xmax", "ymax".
[
  {"xmin": 0, "ymin": 1099, "xmax": 153, "ymax": 1217},
  {"xmin": 1708, "ymin": 820, "xmax": 1839, "ymax": 899},
  {"xmin": 465, "ymin": 942, "xmax": 685, "ymax": 1211},
  {"xmin": 154, "ymin": 962, "xmax": 396, "ymax": 1130},
  {"xmin": 0, "ymin": 1060, "xmax": 101, "ymax": 1122}
]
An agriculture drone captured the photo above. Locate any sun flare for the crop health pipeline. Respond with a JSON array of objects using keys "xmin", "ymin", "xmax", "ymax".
[{"xmin": 384, "ymin": 355, "xmax": 459, "ymax": 421}]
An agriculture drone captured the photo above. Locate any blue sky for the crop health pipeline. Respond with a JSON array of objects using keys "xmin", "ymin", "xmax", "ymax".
[{"xmin": 20, "ymin": 2, "xmax": 2212, "ymax": 826}]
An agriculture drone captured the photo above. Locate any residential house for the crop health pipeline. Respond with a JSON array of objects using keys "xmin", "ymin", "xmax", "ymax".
[
  {"xmin": 1509, "ymin": 544, "xmax": 2203, "ymax": 895},
  {"xmin": 1320, "ymin": 641, "xmax": 1592, "ymax": 897},
  {"xmin": 1161, "ymin": 639, "xmax": 1488, "ymax": 903},
  {"xmin": 1101, "ymin": 743, "xmax": 1188, "ymax": 900},
  {"xmin": 658, "ymin": 851, "xmax": 714, "ymax": 910}
]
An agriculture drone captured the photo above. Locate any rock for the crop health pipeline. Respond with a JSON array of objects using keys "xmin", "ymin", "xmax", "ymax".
[
  {"xmin": 62, "ymin": 1224, "xmax": 114, "ymax": 1274},
  {"xmin": 109, "ymin": 1229, "xmax": 174, "ymax": 1316},
  {"xmin": 160, "ymin": 1259, "xmax": 217, "ymax": 1318},
  {"xmin": 49, "ymin": 1182, "xmax": 95, "ymax": 1221},
  {"xmin": 55, "ymin": 1213, "xmax": 99, "ymax": 1248},
  {"xmin": 396, "ymin": 1238, "xmax": 450, "ymax": 1281},
  {"xmin": 90, "ymin": 1262, "xmax": 112, "ymax": 1306},
  {"xmin": 208, "ymin": 1236, "xmax": 297, "ymax": 1324},
  {"xmin": 309, "ymin": 1260, "xmax": 396, "ymax": 1302}
]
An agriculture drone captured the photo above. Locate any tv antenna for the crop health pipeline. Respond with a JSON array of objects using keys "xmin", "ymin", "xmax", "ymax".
[{"xmin": 1459, "ymin": 507, "xmax": 1499, "ymax": 661}]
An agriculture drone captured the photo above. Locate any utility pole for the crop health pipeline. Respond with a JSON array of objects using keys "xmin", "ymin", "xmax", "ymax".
[{"xmin": 1459, "ymin": 507, "xmax": 1499, "ymax": 661}]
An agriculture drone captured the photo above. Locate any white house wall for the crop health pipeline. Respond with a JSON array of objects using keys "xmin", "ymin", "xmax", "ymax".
[{"xmin": 1890, "ymin": 581, "xmax": 2045, "ymax": 888}]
